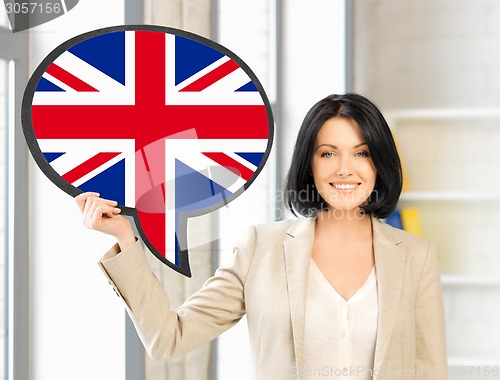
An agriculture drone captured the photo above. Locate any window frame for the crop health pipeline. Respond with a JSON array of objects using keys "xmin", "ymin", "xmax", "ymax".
[
  {"xmin": 0, "ymin": 26, "xmax": 29, "ymax": 380},
  {"xmin": 123, "ymin": 1, "xmax": 146, "ymax": 379}
]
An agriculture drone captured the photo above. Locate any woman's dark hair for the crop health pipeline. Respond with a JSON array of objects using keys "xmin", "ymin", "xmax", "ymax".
[{"xmin": 285, "ymin": 93, "xmax": 402, "ymax": 219}]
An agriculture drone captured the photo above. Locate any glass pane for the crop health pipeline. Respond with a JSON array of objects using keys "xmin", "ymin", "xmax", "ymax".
[
  {"xmin": 0, "ymin": 58, "xmax": 7, "ymax": 376},
  {"xmin": 0, "ymin": 3, "xmax": 10, "ymax": 29},
  {"xmin": 218, "ymin": 0, "xmax": 271, "ymax": 99}
]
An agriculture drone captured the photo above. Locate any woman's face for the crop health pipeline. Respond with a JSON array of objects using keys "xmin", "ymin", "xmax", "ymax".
[{"xmin": 311, "ymin": 116, "xmax": 377, "ymax": 214}]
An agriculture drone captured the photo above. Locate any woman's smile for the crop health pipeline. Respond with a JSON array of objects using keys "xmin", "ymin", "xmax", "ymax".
[{"xmin": 330, "ymin": 182, "xmax": 361, "ymax": 191}]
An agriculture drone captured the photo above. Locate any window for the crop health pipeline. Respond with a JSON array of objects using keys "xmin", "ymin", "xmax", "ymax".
[
  {"xmin": 0, "ymin": 23, "xmax": 29, "ymax": 380},
  {"xmin": 0, "ymin": 7, "xmax": 9, "ymax": 29},
  {"xmin": 215, "ymin": 1, "xmax": 279, "ymax": 379},
  {"xmin": 0, "ymin": 57, "xmax": 7, "ymax": 378}
]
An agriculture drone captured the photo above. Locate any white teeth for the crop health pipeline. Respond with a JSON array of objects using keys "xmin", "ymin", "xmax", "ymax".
[{"xmin": 333, "ymin": 183, "xmax": 358, "ymax": 189}]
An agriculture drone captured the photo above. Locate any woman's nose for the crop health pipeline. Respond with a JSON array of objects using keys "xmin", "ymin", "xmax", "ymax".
[{"xmin": 336, "ymin": 156, "xmax": 353, "ymax": 176}]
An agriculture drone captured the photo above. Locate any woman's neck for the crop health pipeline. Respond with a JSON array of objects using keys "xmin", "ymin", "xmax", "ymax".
[{"xmin": 315, "ymin": 207, "xmax": 373, "ymax": 237}]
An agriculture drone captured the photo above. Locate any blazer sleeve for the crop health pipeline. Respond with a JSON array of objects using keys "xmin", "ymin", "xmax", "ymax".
[
  {"xmin": 414, "ymin": 243, "xmax": 448, "ymax": 379},
  {"xmin": 98, "ymin": 226, "xmax": 257, "ymax": 360}
]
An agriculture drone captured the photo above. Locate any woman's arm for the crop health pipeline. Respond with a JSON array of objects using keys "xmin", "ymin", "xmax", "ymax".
[
  {"xmin": 76, "ymin": 192, "xmax": 254, "ymax": 360},
  {"xmin": 99, "ymin": 233, "xmax": 254, "ymax": 360}
]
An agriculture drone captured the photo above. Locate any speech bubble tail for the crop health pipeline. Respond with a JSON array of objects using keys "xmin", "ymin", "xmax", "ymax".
[{"xmin": 132, "ymin": 210, "xmax": 192, "ymax": 277}]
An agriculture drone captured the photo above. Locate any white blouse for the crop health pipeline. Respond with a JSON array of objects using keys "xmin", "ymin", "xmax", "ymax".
[{"xmin": 303, "ymin": 259, "xmax": 379, "ymax": 379}]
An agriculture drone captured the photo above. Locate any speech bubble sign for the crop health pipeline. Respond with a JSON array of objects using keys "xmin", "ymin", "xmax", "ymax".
[
  {"xmin": 22, "ymin": 25, "xmax": 273, "ymax": 277},
  {"xmin": 4, "ymin": 0, "xmax": 79, "ymax": 33}
]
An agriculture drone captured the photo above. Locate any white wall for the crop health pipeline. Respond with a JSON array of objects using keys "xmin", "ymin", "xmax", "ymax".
[
  {"xmin": 28, "ymin": 2, "xmax": 127, "ymax": 379},
  {"xmin": 354, "ymin": 0, "xmax": 500, "ymax": 109}
]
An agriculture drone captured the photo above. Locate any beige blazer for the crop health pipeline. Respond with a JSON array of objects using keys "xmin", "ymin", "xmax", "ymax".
[{"xmin": 99, "ymin": 217, "xmax": 448, "ymax": 380}]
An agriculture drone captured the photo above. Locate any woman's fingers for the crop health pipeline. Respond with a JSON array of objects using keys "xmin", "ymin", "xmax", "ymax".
[
  {"xmin": 88, "ymin": 204, "xmax": 107, "ymax": 230},
  {"xmin": 88, "ymin": 202, "xmax": 115, "ymax": 227},
  {"xmin": 75, "ymin": 191, "xmax": 99, "ymax": 213},
  {"xmin": 76, "ymin": 192, "xmax": 117, "ymax": 215},
  {"xmin": 74, "ymin": 192, "xmax": 134, "ymax": 244},
  {"xmin": 76, "ymin": 192, "xmax": 120, "ymax": 230}
]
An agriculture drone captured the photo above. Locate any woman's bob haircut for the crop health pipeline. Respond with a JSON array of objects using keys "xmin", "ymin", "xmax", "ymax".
[{"xmin": 285, "ymin": 93, "xmax": 402, "ymax": 219}]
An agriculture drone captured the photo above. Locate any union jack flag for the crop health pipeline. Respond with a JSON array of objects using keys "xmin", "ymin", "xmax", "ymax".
[{"xmin": 24, "ymin": 26, "xmax": 273, "ymax": 276}]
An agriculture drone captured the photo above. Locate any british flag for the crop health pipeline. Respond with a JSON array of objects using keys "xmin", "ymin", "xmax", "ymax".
[{"xmin": 23, "ymin": 26, "xmax": 273, "ymax": 276}]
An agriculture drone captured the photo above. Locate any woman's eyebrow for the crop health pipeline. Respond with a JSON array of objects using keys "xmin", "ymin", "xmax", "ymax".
[
  {"xmin": 315, "ymin": 142, "xmax": 368, "ymax": 151},
  {"xmin": 353, "ymin": 142, "xmax": 368, "ymax": 148}
]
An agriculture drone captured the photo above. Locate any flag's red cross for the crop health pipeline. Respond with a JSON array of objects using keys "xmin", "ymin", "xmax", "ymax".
[{"xmin": 32, "ymin": 31, "xmax": 268, "ymax": 257}]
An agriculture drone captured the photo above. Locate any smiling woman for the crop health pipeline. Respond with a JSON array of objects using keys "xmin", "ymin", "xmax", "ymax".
[{"xmin": 77, "ymin": 92, "xmax": 448, "ymax": 379}]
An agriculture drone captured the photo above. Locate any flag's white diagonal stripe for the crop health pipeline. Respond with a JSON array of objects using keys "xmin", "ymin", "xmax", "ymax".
[
  {"xmin": 201, "ymin": 67, "xmax": 254, "ymax": 94},
  {"xmin": 33, "ymin": 31, "xmax": 135, "ymax": 106},
  {"xmin": 165, "ymin": 34, "xmax": 263, "ymax": 105},
  {"xmin": 72, "ymin": 152, "xmax": 125, "ymax": 188},
  {"xmin": 224, "ymin": 151, "xmax": 259, "ymax": 171},
  {"xmin": 174, "ymin": 56, "xmax": 231, "ymax": 90},
  {"xmin": 55, "ymin": 51, "xmax": 125, "ymax": 93},
  {"xmin": 41, "ymin": 72, "xmax": 77, "ymax": 93}
]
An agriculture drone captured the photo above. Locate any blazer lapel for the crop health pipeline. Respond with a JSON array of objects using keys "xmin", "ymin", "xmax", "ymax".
[
  {"xmin": 283, "ymin": 218, "xmax": 315, "ymax": 373},
  {"xmin": 282, "ymin": 217, "xmax": 407, "ymax": 376},
  {"xmin": 372, "ymin": 217, "xmax": 407, "ymax": 378}
]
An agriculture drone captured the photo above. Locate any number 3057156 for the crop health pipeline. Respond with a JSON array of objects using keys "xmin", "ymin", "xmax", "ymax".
[{"xmin": 5, "ymin": 2, "xmax": 63, "ymax": 14}]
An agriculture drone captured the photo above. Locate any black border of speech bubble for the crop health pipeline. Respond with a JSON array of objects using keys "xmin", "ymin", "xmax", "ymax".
[{"xmin": 22, "ymin": 24, "xmax": 274, "ymax": 278}]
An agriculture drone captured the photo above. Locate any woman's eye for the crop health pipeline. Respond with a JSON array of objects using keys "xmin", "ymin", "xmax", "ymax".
[
  {"xmin": 321, "ymin": 152, "xmax": 333, "ymax": 158},
  {"xmin": 356, "ymin": 151, "xmax": 370, "ymax": 157}
]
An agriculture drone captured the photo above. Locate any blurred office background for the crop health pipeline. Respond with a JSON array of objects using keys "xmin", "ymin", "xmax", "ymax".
[{"xmin": 1, "ymin": 0, "xmax": 500, "ymax": 379}]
